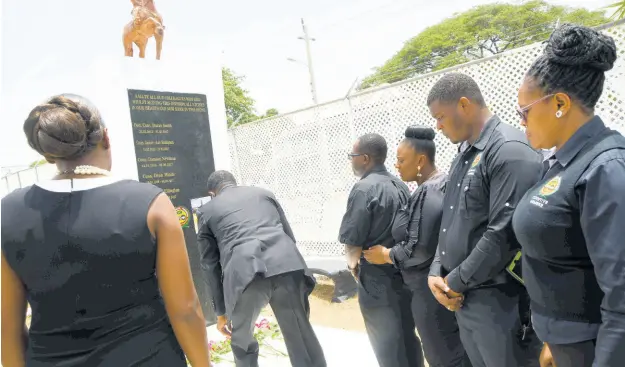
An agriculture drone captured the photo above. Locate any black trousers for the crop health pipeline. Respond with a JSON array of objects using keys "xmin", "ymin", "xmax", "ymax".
[
  {"xmin": 359, "ymin": 281, "xmax": 423, "ymax": 367},
  {"xmin": 229, "ymin": 271, "xmax": 327, "ymax": 367},
  {"xmin": 548, "ymin": 340, "xmax": 596, "ymax": 367},
  {"xmin": 403, "ymin": 267, "xmax": 472, "ymax": 367},
  {"xmin": 455, "ymin": 284, "xmax": 525, "ymax": 367},
  {"xmin": 516, "ymin": 287, "xmax": 543, "ymax": 367}
]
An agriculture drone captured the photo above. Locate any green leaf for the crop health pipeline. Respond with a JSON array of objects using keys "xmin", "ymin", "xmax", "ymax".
[
  {"xmin": 606, "ymin": 1, "xmax": 625, "ymax": 19},
  {"xmin": 358, "ymin": 1, "xmax": 608, "ymax": 90}
]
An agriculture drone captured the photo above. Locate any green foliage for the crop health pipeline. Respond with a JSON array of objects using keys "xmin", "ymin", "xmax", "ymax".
[
  {"xmin": 29, "ymin": 159, "xmax": 47, "ymax": 168},
  {"xmin": 259, "ymin": 108, "xmax": 279, "ymax": 119},
  {"xmin": 359, "ymin": 1, "xmax": 608, "ymax": 90},
  {"xmin": 222, "ymin": 67, "xmax": 258, "ymax": 127},
  {"xmin": 607, "ymin": 1, "xmax": 625, "ymax": 19},
  {"xmin": 222, "ymin": 68, "xmax": 280, "ymax": 127}
]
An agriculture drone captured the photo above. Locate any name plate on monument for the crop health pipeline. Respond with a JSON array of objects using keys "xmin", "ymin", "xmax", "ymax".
[{"xmin": 127, "ymin": 89, "xmax": 216, "ymax": 324}]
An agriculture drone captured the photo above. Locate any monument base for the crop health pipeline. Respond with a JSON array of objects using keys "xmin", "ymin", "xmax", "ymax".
[{"xmin": 103, "ymin": 57, "xmax": 228, "ymax": 326}]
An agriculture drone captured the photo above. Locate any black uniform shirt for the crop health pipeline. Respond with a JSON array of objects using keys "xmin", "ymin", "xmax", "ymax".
[
  {"xmin": 512, "ymin": 117, "xmax": 625, "ymax": 365},
  {"xmin": 429, "ymin": 116, "xmax": 543, "ymax": 293},
  {"xmin": 339, "ymin": 165, "xmax": 410, "ymax": 307},
  {"xmin": 389, "ymin": 171, "xmax": 448, "ymax": 270}
]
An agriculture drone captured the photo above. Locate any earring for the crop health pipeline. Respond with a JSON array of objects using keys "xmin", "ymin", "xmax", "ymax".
[
  {"xmin": 417, "ymin": 166, "xmax": 422, "ymax": 177},
  {"xmin": 556, "ymin": 110, "xmax": 563, "ymax": 118}
]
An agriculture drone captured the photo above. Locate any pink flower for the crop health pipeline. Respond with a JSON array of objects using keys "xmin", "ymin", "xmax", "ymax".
[{"xmin": 255, "ymin": 318, "xmax": 270, "ymax": 329}]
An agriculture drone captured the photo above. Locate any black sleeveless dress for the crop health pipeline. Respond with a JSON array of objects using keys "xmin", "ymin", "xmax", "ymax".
[{"xmin": 1, "ymin": 178, "xmax": 186, "ymax": 366}]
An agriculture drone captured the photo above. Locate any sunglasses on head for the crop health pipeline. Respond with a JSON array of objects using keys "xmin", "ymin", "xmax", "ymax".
[{"xmin": 516, "ymin": 94, "xmax": 555, "ymax": 121}]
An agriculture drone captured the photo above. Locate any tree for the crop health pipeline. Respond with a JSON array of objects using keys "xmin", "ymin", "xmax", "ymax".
[
  {"xmin": 222, "ymin": 68, "xmax": 281, "ymax": 126},
  {"xmin": 259, "ymin": 108, "xmax": 279, "ymax": 119},
  {"xmin": 222, "ymin": 67, "xmax": 259, "ymax": 127},
  {"xmin": 607, "ymin": 1, "xmax": 625, "ymax": 19},
  {"xmin": 359, "ymin": 1, "xmax": 608, "ymax": 90}
]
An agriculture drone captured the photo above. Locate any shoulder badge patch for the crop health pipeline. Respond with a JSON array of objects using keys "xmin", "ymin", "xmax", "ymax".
[{"xmin": 539, "ymin": 176, "xmax": 561, "ymax": 197}]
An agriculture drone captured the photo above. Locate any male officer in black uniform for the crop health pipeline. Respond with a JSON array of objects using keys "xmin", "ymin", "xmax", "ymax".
[
  {"xmin": 197, "ymin": 170, "xmax": 326, "ymax": 367},
  {"xmin": 426, "ymin": 73, "xmax": 543, "ymax": 367},
  {"xmin": 339, "ymin": 133, "xmax": 422, "ymax": 367}
]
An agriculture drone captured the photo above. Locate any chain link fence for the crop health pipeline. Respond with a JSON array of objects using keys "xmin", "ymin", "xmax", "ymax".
[{"xmin": 227, "ymin": 20, "xmax": 625, "ymax": 256}]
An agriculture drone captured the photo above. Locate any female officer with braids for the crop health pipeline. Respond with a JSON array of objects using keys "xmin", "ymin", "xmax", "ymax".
[
  {"xmin": 1, "ymin": 94, "xmax": 211, "ymax": 366},
  {"xmin": 512, "ymin": 24, "xmax": 625, "ymax": 367},
  {"xmin": 364, "ymin": 126, "xmax": 470, "ymax": 367}
]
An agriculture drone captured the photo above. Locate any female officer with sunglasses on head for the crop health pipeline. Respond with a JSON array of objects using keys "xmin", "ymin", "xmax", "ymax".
[{"xmin": 512, "ymin": 24, "xmax": 625, "ymax": 367}]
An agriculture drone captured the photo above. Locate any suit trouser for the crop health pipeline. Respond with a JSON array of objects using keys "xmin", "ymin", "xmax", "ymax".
[
  {"xmin": 359, "ymin": 281, "xmax": 423, "ymax": 367},
  {"xmin": 548, "ymin": 340, "xmax": 596, "ymax": 367},
  {"xmin": 403, "ymin": 267, "xmax": 472, "ymax": 367},
  {"xmin": 455, "ymin": 283, "xmax": 526, "ymax": 367},
  {"xmin": 229, "ymin": 270, "xmax": 327, "ymax": 367}
]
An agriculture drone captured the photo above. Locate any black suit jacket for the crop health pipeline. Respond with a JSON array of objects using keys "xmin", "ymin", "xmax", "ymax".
[{"xmin": 197, "ymin": 185, "xmax": 308, "ymax": 317}]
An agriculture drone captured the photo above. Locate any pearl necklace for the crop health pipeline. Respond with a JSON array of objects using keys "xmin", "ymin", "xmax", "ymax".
[{"xmin": 58, "ymin": 165, "xmax": 111, "ymax": 176}]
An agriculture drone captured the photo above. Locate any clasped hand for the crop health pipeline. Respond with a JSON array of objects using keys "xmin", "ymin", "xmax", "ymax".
[
  {"xmin": 362, "ymin": 245, "xmax": 390, "ymax": 265},
  {"xmin": 428, "ymin": 276, "xmax": 464, "ymax": 311}
]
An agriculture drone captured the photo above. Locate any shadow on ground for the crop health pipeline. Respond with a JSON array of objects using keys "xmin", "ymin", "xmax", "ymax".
[{"xmin": 262, "ymin": 276, "xmax": 366, "ymax": 332}]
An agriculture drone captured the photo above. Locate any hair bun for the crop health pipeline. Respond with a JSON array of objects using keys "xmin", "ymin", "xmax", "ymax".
[
  {"xmin": 546, "ymin": 24, "xmax": 617, "ymax": 72},
  {"xmin": 405, "ymin": 125, "xmax": 435, "ymax": 141},
  {"xmin": 23, "ymin": 94, "xmax": 104, "ymax": 160}
]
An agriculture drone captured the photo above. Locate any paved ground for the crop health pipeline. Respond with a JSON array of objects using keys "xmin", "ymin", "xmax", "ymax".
[
  {"xmin": 206, "ymin": 321, "xmax": 380, "ymax": 366},
  {"xmin": 204, "ymin": 274, "xmax": 429, "ymax": 366}
]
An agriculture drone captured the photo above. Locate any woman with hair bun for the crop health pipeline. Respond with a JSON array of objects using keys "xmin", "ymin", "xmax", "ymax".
[
  {"xmin": 512, "ymin": 24, "xmax": 625, "ymax": 367},
  {"xmin": 1, "ymin": 94, "xmax": 211, "ymax": 366},
  {"xmin": 364, "ymin": 126, "xmax": 470, "ymax": 367}
]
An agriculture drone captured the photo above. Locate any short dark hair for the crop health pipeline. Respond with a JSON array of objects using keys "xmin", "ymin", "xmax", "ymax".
[
  {"xmin": 206, "ymin": 170, "xmax": 237, "ymax": 192},
  {"xmin": 404, "ymin": 125, "xmax": 436, "ymax": 165},
  {"xmin": 23, "ymin": 94, "xmax": 105, "ymax": 160},
  {"xmin": 358, "ymin": 133, "xmax": 388, "ymax": 165},
  {"xmin": 426, "ymin": 73, "xmax": 486, "ymax": 107},
  {"xmin": 526, "ymin": 24, "xmax": 617, "ymax": 113}
]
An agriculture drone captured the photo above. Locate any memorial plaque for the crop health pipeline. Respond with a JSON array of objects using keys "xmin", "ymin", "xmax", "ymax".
[{"xmin": 128, "ymin": 89, "xmax": 216, "ymax": 324}]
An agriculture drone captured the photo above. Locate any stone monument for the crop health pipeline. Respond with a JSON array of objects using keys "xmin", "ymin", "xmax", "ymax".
[
  {"xmin": 127, "ymin": 89, "xmax": 217, "ymax": 324},
  {"xmin": 123, "ymin": 0, "xmax": 165, "ymax": 60}
]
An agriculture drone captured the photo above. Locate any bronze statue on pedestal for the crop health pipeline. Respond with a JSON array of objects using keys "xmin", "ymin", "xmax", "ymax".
[{"xmin": 123, "ymin": 0, "xmax": 164, "ymax": 60}]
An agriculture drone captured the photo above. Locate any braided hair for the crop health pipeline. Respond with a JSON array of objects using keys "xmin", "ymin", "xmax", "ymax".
[
  {"xmin": 526, "ymin": 24, "xmax": 617, "ymax": 113},
  {"xmin": 23, "ymin": 94, "xmax": 105, "ymax": 161}
]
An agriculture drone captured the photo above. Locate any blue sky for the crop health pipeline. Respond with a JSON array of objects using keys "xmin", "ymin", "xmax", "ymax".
[{"xmin": 0, "ymin": 0, "xmax": 614, "ymax": 167}]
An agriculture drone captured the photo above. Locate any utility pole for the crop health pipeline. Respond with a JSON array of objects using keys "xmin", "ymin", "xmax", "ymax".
[{"xmin": 298, "ymin": 18, "xmax": 318, "ymax": 105}]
